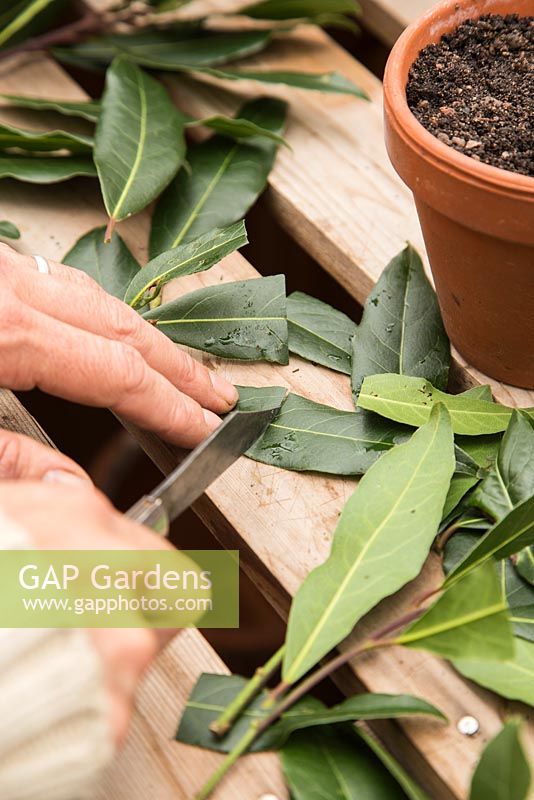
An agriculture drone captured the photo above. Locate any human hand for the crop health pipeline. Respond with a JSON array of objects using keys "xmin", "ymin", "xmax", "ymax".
[
  {"xmin": 0, "ymin": 243, "xmax": 238, "ymax": 448},
  {"xmin": 0, "ymin": 476, "xmax": 176, "ymax": 745}
]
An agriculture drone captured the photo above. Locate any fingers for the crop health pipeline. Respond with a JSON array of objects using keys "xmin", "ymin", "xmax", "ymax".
[
  {"xmin": 2, "ymin": 303, "xmax": 221, "ymax": 448},
  {"xmin": 0, "ymin": 429, "xmax": 90, "ymax": 483},
  {"xmin": 5, "ymin": 248, "xmax": 239, "ymax": 414}
]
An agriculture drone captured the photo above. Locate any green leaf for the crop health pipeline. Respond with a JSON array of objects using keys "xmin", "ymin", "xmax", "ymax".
[
  {"xmin": 0, "ymin": 94, "xmax": 101, "ymax": 122},
  {"xmin": 516, "ymin": 548, "xmax": 534, "ymax": 586},
  {"xmin": 241, "ymin": 0, "xmax": 360, "ymax": 20},
  {"xmin": 455, "ymin": 433, "xmax": 501, "ymax": 471},
  {"xmin": 282, "ymin": 728, "xmax": 407, "ymax": 800},
  {"xmin": 0, "ymin": 0, "xmax": 55, "ymax": 48},
  {"xmin": 0, "ymin": 120, "xmax": 93, "ymax": 152},
  {"xmin": 454, "ymin": 638, "xmax": 534, "ymax": 706},
  {"xmin": 0, "ymin": 220, "xmax": 20, "ymax": 239},
  {"xmin": 499, "ymin": 560, "xmax": 534, "ymax": 642},
  {"xmin": 66, "ymin": 28, "xmax": 272, "ymax": 70},
  {"xmin": 63, "ymin": 226, "xmax": 140, "ymax": 300},
  {"xmin": 241, "ymin": 390, "xmax": 411, "ymax": 475},
  {"xmin": 397, "ymin": 562, "xmax": 514, "ymax": 661},
  {"xmin": 143, "ymin": 275, "xmax": 288, "ymax": 364},
  {"xmin": 461, "ymin": 385, "xmax": 494, "ymax": 402},
  {"xmin": 176, "ymin": 672, "xmax": 444, "ymax": 754},
  {"xmin": 469, "ymin": 720, "xmax": 531, "ymax": 800},
  {"xmin": 94, "ymin": 56, "xmax": 185, "ymax": 236},
  {"xmin": 123, "ymin": 221, "xmax": 248, "ymax": 309},
  {"xmin": 235, "ymin": 385, "xmax": 288, "ymax": 413},
  {"xmin": 0, "ymin": 154, "xmax": 96, "ymax": 183},
  {"xmin": 201, "ymin": 67, "xmax": 369, "ymax": 99},
  {"xmin": 351, "ymin": 246, "xmax": 450, "ymax": 398},
  {"xmin": 356, "ymin": 727, "xmax": 430, "ymax": 800},
  {"xmin": 442, "ymin": 476, "xmax": 479, "ymax": 521},
  {"xmin": 358, "ymin": 374, "xmax": 534, "ymax": 435},
  {"xmin": 470, "ymin": 411, "xmax": 534, "ymax": 522},
  {"xmin": 445, "ymin": 496, "xmax": 534, "ymax": 584},
  {"xmin": 287, "ymin": 291, "xmax": 357, "ymax": 374},
  {"xmin": 187, "ymin": 114, "xmax": 289, "ymax": 147},
  {"xmin": 283, "ymin": 404, "xmax": 455, "ymax": 684},
  {"xmin": 150, "ymin": 98, "xmax": 286, "ymax": 255}
]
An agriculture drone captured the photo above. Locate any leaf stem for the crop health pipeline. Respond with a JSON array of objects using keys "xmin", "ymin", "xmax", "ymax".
[
  {"xmin": 210, "ymin": 645, "xmax": 285, "ymax": 737},
  {"xmin": 196, "ymin": 605, "xmax": 430, "ymax": 799},
  {"xmin": 194, "ymin": 722, "xmax": 260, "ymax": 800}
]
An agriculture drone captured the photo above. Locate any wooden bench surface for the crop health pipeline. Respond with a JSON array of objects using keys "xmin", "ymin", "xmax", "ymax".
[{"xmin": 1, "ymin": 8, "xmax": 533, "ymax": 799}]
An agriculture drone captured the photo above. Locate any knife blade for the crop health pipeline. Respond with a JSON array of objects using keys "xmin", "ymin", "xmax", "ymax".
[{"xmin": 126, "ymin": 404, "xmax": 281, "ymax": 534}]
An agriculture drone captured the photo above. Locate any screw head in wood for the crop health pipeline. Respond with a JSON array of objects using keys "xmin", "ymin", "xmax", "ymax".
[{"xmin": 457, "ymin": 715, "xmax": 479, "ymax": 736}]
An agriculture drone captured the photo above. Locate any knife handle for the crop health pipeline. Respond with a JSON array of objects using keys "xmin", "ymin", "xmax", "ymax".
[{"xmin": 126, "ymin": 495, "xmax": 170, "ymax": 536}]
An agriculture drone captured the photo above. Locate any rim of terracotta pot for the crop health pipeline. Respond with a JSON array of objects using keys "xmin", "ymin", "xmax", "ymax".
[{"xmin": 384, "ymin": 0, "xmax": 534, "ymax": 199}]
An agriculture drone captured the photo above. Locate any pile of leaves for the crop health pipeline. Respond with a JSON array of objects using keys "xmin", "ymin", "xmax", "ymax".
[{"xmin": 1, "ymin": 2, "xmax": 533, "ymax": 798}]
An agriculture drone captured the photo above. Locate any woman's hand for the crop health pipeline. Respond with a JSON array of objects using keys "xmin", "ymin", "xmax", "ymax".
[
  {"xmin": 0, "ymin": 243, "xmax": 238, "ymax": 448},
  {"xmin": 0, "ymin": 476, "xmax": 177, "ymax": 745}
]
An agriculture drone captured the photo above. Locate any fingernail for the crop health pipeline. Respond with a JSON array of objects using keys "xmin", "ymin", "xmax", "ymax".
[
  {"xmin": 210, "ymin": 372, "xmax": 239, "ymax": 407},
  {"xmin": 203, "ymin": 409, "xmax": 222, "ymax": 433},
  {"xmin": 43, "ymin": 469, "xmax": 92, "ymax": 487}
]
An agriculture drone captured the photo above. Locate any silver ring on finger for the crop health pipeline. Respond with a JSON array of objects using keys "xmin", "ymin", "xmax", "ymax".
[{"xmin": 32, "ymin": 255, "xmax": 51, "ymax": 275}]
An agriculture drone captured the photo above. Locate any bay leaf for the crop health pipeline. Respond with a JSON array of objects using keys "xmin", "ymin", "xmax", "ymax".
[
  {"xmin": 460, "ymin": 385, "xmax": 494, "ymax": 402},
  {"xmin": 150, "ymin": 98, "xmax": 286, "ymax": 255},
  {"xmin": 453, "ymin": 638, "xmax": 534, "ymax": 707},
  {"xmin": 282, "ymin": 404, "xmax": 455, "ymax": 684},
  {"xmin": 242, "ymin": 391, "xmax": 411, "ymax": 475},
  {"xmin": 356, "ymin": 728, "xmax": 430, "ymax": 800},
  {"xmin": 445, "ymin": 496, "xmax": 534, "ymax": 584},
  {"xmin": 469, "ymin": 720, "xmax": 531, "ymax": 800},
  {"xmin": 442, "ymin": 476, "xmax": 479, "ymax": 521},
  {"xmin": 63, "ymin": 226, "xmax": 140, "ymax": 300},
  {"xmin": 187, "ymin": 114, "xmax": 288, "ymax": 147},
  {"xmin": 94, "ymin": 56, "xmax": 185, "ymax": 237},
  {"xmin": 499, "ymin": 560, "xmax": 534, "ymax": 643},
  {"xmin": 516, "ymin": 548, "xmax": 534, "ymax": 586},
  {"xmin": 0, "ymin": 120, "xmax": 93, "ymax": 153},
  {"xmin": 351, "ymin": 245, "xmax": 450, "ymax": 399},
  {"xmin": 117, "ymin": 28, "xmax": 272, "ymax": 69},
  {"xmin": 0, "ymin": 154, "xmax": 96, "ymax": 183},
  {"xmin": 63, "ymin": 28, "xmax": 272, "ymax": 70},
  {"xmin": 0, "ymin": 220, "xmax": 20, "ymax": 239},
  {"xmin": 143, "ymin": 275, "xmax": 289, "ymax": 364},
  {"xmin": 176, "ymin": 672, "xmax": 443, "ymax": 754},
  {"xmin": 0, "ymin": 93, "xmax": 101, "ymax": 122},
  {"xmin": 397, "ymin": 562, "xmax": 514, "ymax": 661},
  {"xmin": 358, "ymin": 374, "xmax": 534, "ymax": 435},
  {"xmin": 123, "ymin": 220, "xmax": 248, "ymax": 309},
  {"xmin": 200, "ymin": 67, "xmax": 369, "ymax": 98},
  {"xmin": 282, "ymin": 727, "xmax": 407, "ymax": 800},
  {"xmin": 469, "ymin": 410, "xmax": 534, "ymax": 522},
  {"xmin": 287, "ymin": 290, "xmax": 357, "ymax": 374},
  {"xmin": 241, "ymin": 0, "xmax": 359, "ymax": 20},
  {"xmin": 236, "ymin": 385, "xmax": 288, "ymax": 413}
]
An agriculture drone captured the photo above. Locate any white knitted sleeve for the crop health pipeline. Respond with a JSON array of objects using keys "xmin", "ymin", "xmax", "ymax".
[{"xmin": 0, "ymin": 510, "xmax": 114, "ymax": 800}]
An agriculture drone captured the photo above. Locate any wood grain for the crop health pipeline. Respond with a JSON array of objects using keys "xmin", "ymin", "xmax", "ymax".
[
  {"xmin": 97, "ymin": 630, "xmax": 287, "ymax": 800},
  {"xmin": 1, "ymin": 22, "xmax": 533, "ymax": 800}
]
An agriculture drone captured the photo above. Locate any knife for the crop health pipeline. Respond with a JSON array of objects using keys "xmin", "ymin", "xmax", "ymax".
[{"xmin": 126, "ymin": 404, "xmax": 281, "ymax": 534}]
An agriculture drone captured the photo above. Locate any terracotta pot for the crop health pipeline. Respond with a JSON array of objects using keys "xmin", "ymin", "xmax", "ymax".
[{"xmin": 383, "ymin": 0, "xmax": 534, "ymax": 388}]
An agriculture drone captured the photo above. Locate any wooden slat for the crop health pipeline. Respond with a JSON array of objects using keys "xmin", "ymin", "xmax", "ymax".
[
  {"xmin": 358, "ymin": 0, "xmax": 437, "ymax": 45},
  {"xmin": 0, "ymin": 390, "xmax": 53, "ymax": 446},
  {"xmin": 97, "ymin": 629, "xmax": 287, "ymax": 800},
  {"xmin": 2, "ymin": 34, "xmax": 534, "ymax": 800}
]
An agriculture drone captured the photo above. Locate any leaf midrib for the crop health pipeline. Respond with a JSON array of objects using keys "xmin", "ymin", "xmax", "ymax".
[
  {"xmin": 362, "ymin": 391, "xmax": 511, "ymax": 420},
  {"xmin": 397, "ymin": 602, "xmax": 507, "ymax": 645},
  {"xmin": 110, "ymin": 67, "xmax": 148, "ymax": 222},
  {"xmin": 156, "ymin": 316, "xmax": 285, "ymax": 325},
  {"xmin": 171, "ymin": 144, "xmax": 238, "ymax": 248},
  {"xmin": 284, "ymin": 414, "xmax": 441, "ymax": 683},
  {"xmin": 269, "ymin": 422, "xmax": 394, "ymax": 448},
  {"xmin": 128, "ymin": 228, "xmax": 245, "ymax": 308},
  {"xmin": 288, "ymin": 318, "xmax": 352, "ymax": 356}
]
